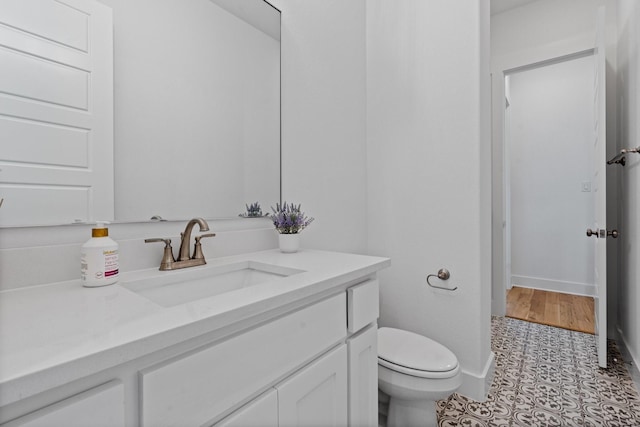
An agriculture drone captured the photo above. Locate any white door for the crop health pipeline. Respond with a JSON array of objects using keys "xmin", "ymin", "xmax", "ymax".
[
  {"xmin": 591, "ymin": 6, "xmax": 608, "ymax": 369},
  {"xmin": 0, "ymin": 0, "xmax": 113, "ymax": 226},
  {"xmin": 277, "ymin": 345, "xmax": 348, "ymax": 427}
]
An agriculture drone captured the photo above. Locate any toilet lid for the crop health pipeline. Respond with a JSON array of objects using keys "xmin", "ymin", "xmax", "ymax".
[{"xmin": 378, "ymin": 327, "xmax": 458, "ymax": 374}]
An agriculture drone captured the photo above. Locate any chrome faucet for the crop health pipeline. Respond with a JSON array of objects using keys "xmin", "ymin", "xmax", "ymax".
[{"xmin": 145, "ymin": 218, "xmax": 216, "ymax": 271}]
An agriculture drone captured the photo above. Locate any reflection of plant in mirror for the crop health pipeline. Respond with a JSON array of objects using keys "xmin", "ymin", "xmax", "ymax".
[
  {"xmin": 240, "ymin": 202, "xmax": 263, "ymax": 218},
  {"xmin": 270, "ymin": 202, "xmax": 314, "ymax": 234}
]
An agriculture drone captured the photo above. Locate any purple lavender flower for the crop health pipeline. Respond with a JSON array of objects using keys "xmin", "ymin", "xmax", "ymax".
[{"xmin": 270, "ymin": 202, "xmax": 314, "ymax": 234}]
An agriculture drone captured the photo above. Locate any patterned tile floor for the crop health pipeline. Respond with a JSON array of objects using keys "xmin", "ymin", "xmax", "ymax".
[{"xmin": 437, "ymin": 316, "xmax": 640, "ymax": 426}]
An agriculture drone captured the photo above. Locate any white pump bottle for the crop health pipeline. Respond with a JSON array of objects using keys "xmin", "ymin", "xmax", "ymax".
[{"xmin": 81, "ymin": 221, "xmax": 119, "ymax": 287}]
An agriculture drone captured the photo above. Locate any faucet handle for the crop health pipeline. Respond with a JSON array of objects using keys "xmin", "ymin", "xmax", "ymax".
[
  {"xmin": 193, "ymin": 233, "xmax": 216, "ymax": 260},
  {"xmin": 145, "ymin": 238, "xmax": 171, "ymax": 245},
  {"xmin": 144, "ymin": 238, "xmax": 176, "ymax": 270}
]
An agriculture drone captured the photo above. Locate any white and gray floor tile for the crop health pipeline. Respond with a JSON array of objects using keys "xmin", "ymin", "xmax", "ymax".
[{"xmin": 436, "ymin": 316, "xmax": 640, "ymax": 426}]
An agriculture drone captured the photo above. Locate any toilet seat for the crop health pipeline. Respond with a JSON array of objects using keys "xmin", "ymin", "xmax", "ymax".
[{"xmin": 378, "ymin": 327, "xmax": 459, "ymax": 379}]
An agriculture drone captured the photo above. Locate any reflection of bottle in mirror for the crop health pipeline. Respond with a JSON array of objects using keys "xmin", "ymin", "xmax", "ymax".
[{"xmin": 81, "ymin": 222, "xmax": 119, "ymax": 287}]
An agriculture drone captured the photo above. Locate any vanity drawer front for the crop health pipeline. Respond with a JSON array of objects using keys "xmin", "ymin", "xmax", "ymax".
[
  {"xmin": 140, "ymin": 293, "xmax": 347, "ymax": 427},
  {"xmin": 347, "ymin": 279, "xmax": 379, "ymax": 334}
]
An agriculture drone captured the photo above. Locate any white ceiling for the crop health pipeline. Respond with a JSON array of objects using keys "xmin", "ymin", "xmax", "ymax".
[{"xmin": 490, "ymin": 0, "xmax": 542, "ymax": 16}]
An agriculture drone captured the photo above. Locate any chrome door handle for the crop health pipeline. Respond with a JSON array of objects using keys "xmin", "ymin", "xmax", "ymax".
[
  {"xmin": 586, "ymin": 228, "xmax": 599, "ymax": 238},
  {"xmin": 607, "ymin": 229, "xmax": 619, "ymax": 238}
]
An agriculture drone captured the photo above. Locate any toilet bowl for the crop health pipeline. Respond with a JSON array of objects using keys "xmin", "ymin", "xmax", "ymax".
[{"xmin": 378, "ymin": 327, "xmax": 462, "ymax": 427}]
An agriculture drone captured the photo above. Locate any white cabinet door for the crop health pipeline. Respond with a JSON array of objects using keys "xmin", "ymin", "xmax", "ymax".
[
  {"xmin": 348, "ymin": 325, "xmax": 378, "ymax": 427},
  {"xmin": 0, "ymin": 0, "xmax": 114, "ymax": 226},
  {"xmin": 277, "ymin": 345, "xmax": 348, "ymax": 427},
  {"xmin": 214, "ymin": 389, "xmax": 278, "ymax": 427},
  {"xmin": 3, "ymin": 381, "xmax": 125, "ymax": 427}
]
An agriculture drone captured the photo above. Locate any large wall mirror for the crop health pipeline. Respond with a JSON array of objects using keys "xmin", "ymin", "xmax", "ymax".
[
  {"xmin": 0, "ymin": 0, "xmax": 279, "ymax": 227},
  {"xmin": 108, "ymin": 0, "xmax": 281, "ymax": 221}
]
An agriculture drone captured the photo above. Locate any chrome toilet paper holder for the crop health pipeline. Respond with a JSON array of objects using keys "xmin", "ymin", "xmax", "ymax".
[{"xmin": 426, "ymin": 268, "xmax": 458, "ymax": 291}]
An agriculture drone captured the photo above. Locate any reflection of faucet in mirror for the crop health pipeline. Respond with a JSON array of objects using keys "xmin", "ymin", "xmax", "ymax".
[{"xmin": 145, "ymin": 218, "xmax": 216, "ymax": 271}]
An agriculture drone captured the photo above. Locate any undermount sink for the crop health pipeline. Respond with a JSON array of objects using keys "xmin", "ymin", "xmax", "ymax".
[{"xmin": 122, "ymin": 261, "xmax": 305, "ymax": 307}]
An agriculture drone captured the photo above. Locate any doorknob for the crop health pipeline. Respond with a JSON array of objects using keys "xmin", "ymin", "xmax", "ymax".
[
  {"xmin": 607, "ymin": 229, "xmax": 619, "ymax": 238},
  {"xmin": 586, "ymin": 228, "xmax": 599, "ymax": 238}
]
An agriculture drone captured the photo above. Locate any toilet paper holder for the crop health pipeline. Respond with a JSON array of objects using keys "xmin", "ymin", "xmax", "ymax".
[{"xmin": 426, "ymin": 268, "xmax": 458, "ymax": 291}]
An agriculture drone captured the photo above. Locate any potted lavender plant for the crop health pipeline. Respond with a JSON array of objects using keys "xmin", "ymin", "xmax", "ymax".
[{"xmin": 270, "ymin": 202, "xmax": 314, "ymax": 253}]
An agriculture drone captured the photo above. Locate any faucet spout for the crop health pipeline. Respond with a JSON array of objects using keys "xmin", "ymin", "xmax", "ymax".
[{"xmin": 178, "ymin": 218, "xmax": 210, "ymax": 261}]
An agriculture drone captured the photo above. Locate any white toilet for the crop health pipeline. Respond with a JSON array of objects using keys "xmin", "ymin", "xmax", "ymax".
[{"xmin": 378, "ymin": 327, "xmax": 462, "ymax": 427}]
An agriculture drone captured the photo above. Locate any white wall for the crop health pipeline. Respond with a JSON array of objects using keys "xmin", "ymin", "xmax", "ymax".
[
  {"xmin": 490, "ymin": 0, "xmax": 620, "ymax": 328},
  {"xmin": 616, "ymin": 0, "xmax": 640, "ymax": 374},
  {"xmin": 508, "ymin": 55, "xmax": 596, "ymax": 295},
  {"xmin": 269, "ymin": 0, "xmax": 368, "ymax": 254},
  {"xmin": 367, "ymin": 0, "xmax": 493, "ymax": 400}
]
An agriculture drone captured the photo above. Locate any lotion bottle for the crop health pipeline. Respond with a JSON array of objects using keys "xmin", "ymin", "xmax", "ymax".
[{"xmin": 81, "ymin": 221, "xmax": 119, "ymax": 287}]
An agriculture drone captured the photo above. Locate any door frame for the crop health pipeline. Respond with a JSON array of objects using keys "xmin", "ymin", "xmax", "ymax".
[{"xmin": 490, "ymin": 45, "xmax": 597, "ymax": 317}]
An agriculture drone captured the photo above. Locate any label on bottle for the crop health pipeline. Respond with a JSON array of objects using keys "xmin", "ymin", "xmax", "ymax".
[
  {"xmin": 81, "ymin": 247, "xmax": 119, "ymax": 286},
  {"xmin": 104, "ymin": 249, "xmax": 119, "ymax": 278}
]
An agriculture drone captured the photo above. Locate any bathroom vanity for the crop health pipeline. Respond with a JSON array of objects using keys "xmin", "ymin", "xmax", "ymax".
[{"xmin": 0, "ymin": 250, "xmax": 389, "ymax": 427}]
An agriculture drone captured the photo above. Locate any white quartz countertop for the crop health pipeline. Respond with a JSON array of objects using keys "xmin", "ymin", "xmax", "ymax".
[{"xmin": 0, "ymin": 249, "xmax": 389, "ymax": 406}]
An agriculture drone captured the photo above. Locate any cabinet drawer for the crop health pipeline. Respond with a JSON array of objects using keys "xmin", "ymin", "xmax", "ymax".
[
  {"xmin": 140, "ymin": 293, "xmax": 347, "ymax": 427},
  {"xmin": 347, "ymin": 279, "xmax": 379, "ymax": 334},
  {"xmin": 3, "ymin": 381, "xmax": 124, "ymax": 427}
]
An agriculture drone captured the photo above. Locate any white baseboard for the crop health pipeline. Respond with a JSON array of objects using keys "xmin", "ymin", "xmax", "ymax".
[
  {"xmin": 616, "ymin": 327, "xmax": 640, "ymax": 391},
  {"xmin": 511, "ymin": 275, "xmax": 596, "ymax": 297},
  {"xmin": 457, "ymin": 351, "xmax": 495, "ymax": 402}
]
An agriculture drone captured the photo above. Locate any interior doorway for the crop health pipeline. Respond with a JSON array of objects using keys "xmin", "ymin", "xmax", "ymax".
[{"xmin": 500, "ymin": 51, "xmax": 598, "ymax": 332}]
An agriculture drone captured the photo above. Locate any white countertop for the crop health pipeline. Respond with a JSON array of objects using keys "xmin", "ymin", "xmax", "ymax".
[{"xmin": 0, "ymin": 249, "xmax": 389, "ymax": 406}]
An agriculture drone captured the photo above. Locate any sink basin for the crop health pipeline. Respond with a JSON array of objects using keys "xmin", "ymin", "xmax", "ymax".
[{"xmin": 122, "ymin": 261, "xmax": 305, "ymax": 307}]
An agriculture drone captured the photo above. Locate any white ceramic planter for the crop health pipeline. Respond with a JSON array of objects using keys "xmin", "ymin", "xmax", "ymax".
[{"xmin": 278, "ymin": 234, "xmax": 300, "ymax": 253}]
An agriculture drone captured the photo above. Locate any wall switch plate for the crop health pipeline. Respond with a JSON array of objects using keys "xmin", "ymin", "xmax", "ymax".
[{"xmin": 582, "ymin": 181, "xmax": 592, "ymax": 192}]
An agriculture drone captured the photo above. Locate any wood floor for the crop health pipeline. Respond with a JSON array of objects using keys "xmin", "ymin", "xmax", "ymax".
[{"xmin": 506, "ymin": 286, "xmax": 595, "ymax": 334}]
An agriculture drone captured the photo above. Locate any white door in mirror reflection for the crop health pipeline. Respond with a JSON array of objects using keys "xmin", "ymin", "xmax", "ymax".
[{"xmin": 0, "ymin": 0, "xmax": 114, "ymax": 227}]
